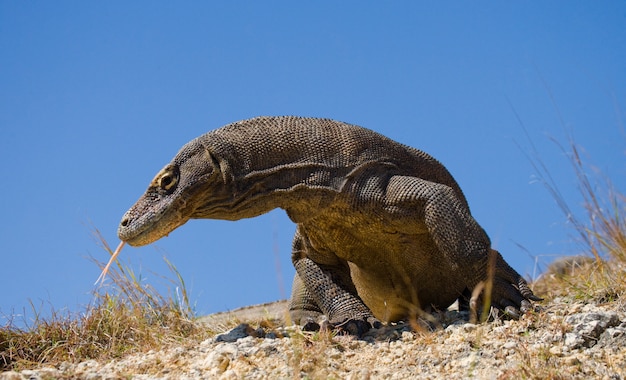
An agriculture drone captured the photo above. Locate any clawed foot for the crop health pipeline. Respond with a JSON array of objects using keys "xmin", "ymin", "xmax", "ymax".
[
  {"xmin": 299, "ymin": 315, "xmax": 382, "ymax": 336},
  {"xmin": 332, "ymin": 317, "xmax": 382, "ymax": 336},
  {"xmin": 490, "ymin": 276, "xmax": 542, "ymax": 319},
  {"xmin": 479, "ymin": 255, "xmax": 543, "ymax": 320}
]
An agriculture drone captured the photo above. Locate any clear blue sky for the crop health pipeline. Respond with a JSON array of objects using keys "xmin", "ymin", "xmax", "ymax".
[{"xmin": 1, "ymin": 2, "xmax": 625, "ymax": 323}]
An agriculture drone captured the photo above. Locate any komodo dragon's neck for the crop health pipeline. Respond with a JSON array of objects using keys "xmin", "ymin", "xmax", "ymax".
[{"xmin": 118, "ymin": 116, "xmax": 464, "ymax": 247}]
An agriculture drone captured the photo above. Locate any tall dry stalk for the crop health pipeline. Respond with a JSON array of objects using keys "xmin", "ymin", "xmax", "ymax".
[{"xmin": 1, "ymin": 229, "xmax": 203, "ymax": 371}]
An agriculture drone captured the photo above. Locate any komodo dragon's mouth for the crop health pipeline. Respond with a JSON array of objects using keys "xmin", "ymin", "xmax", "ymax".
[{"xmin": 118, "ymin": 201, "xmax": 189, "ymax": 247}]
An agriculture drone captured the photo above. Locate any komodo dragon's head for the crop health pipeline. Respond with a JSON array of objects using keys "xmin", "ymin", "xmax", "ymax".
[{"xmin": 118, "ymin": 136, "xmax": 227, "ymax": 246}]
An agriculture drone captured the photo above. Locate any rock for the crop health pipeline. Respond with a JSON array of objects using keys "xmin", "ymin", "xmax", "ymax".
[
  {"xmin": 215, "ymin": 323, "xmax": 258, "ymax": 342},
  {"xmin": 596, "ymin": 323, "xmax": 626, "ymax": 349},
  {"xmin": 401, "ymin": 331, "xmax": 414, "ymax": 342},
  {"xmin": 564, "ymin": 332, "xmax": 586, "ymax": 349},
  {"xmin": 564, "ymin": 312, "xmax": 621, "ymax": 349},
  {"xmin": 13, "ymin": 368, "xmax": 62, "ymax": 380},
  {"xmin": 549, "ymin": 345, "xmax": 563, "ymax": 356},
  {"xmin": 564, "ymin": 354, "xmax": 581, "ymax": 366},
  {"xmin": 201, "ymin": 347, "xmax": 233, "ymax": 374},
  {"xmin": 503, "ymin": 341, "xmax": 516, "ymax": 350},
  {"xmin": 0, "ymin": 372, "xmax": 22, "ymax": 380},
  {"xmin": 542, "ymin": 256, "xmax": 596, "ymax": 277}
]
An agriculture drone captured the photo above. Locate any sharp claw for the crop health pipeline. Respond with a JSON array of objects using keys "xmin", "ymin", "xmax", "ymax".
[
  {"xmin": 520, "ymin": 300, "xmax": 532, "ymax": 313},
  {"xmin": 528, "ymin": 294, "xmax": 544, "ymax": 302},
  {"xmin": 503, "ymin": 306, "xmax": 521, "ymax": 320}
]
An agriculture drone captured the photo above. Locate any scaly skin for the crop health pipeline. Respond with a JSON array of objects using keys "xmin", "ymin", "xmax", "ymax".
[{"xmin": 118, "ymin": 116, "xmax": 540, "ymax": 334}]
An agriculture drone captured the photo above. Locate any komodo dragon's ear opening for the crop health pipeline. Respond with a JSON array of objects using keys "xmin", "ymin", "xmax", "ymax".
[{"xmin": 201, "ymin": 145, "xmax": 229, "ymax": 184}]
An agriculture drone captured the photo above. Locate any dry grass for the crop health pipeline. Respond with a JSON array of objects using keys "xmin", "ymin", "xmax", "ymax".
[
  {"xmin": 0, "ymin": 229, "xmax": 209, "ymax": 371},
  {"xmin": 529, "ymin": 134, "xmax": 626, "ymax": 304},
  {"xmin": 511, "ymin": 127, "xmax": 626, "ymax": 378},
  {"xmin": 287, "ymin": 328, "xmax": 338, "ymax": 378}
]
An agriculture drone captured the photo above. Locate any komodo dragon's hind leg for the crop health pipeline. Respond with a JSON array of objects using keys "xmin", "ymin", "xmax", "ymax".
[{"xmin": 289, "ymin": 227, "xmax": 381, "ymax": 336}]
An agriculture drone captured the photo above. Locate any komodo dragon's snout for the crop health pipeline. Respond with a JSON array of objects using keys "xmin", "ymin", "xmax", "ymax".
[{"xmin": 117, "ymin": 116, "xmax": 541, "ymax": 335}]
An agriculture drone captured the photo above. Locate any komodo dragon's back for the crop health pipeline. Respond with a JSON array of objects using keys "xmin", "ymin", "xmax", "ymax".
[
  {"xmin": 118, "ymin": 116, "xmax": 540, "ymax": 335},
  {"xmin": 206, "ymin": 116, "xmax": 468, "ymax": 205}
]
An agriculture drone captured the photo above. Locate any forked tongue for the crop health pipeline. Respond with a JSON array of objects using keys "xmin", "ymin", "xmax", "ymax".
[{"xmin": 94, "ymin": 241, "xmax": 126, "ymax": 286}]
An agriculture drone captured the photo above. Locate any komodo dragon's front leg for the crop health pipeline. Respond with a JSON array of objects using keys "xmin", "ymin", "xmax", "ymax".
[
  {"xmin": 385, "ymin": 175, "xmax": 540, "ymax": 317},
  {"xmin": 289, "ymin": 227, "xmax": 382, "ymax": 335}
]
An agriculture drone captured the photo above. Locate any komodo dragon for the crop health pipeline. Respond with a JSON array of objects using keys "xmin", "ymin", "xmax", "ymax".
[{"xmin": 118, "ymin": 116, "xmax": 540, "ymax": 334}]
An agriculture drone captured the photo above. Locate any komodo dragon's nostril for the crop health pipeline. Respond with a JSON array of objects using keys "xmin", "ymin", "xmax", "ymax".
[{"xmin": 120, "ymin": 217, "xmax": 130, "ymax": 227}]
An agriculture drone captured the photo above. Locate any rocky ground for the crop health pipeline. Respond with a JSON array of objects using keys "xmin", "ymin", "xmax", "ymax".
[{"xmin": 2, "ymin": 296, "xmax": 625, "ymax": 380}]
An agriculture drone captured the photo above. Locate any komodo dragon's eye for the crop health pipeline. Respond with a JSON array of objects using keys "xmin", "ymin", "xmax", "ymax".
[{"xmin": 158, "ymin": 169, "xmax": 178, "ymax": 192}]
